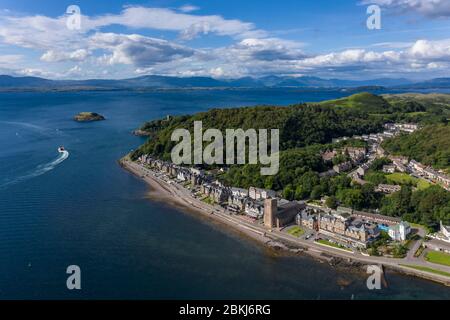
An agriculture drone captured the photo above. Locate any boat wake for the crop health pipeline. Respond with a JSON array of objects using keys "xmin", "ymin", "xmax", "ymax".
[
  {"xmin": 0, "ymin": 121, "xmax": 65, "ymax": 138},
  {"xmin": 0, "ymin": 150, "xmax": 69, "ymax": 189}
]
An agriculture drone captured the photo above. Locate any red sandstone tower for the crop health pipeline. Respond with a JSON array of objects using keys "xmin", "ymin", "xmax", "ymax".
[{"xmin": 264, "ymin": 198, "xmax": 277, "ymax": 229}]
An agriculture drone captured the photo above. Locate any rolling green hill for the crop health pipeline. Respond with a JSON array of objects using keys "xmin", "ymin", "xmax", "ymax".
[
  {"xmin": 318, "ymin": 92, "xmax": 392, "ymax": 113},
  {"xmin": 133, "ymin": 92, "xmax": 450, "ymax": 173},
  {"xmin": 318, "ymin": 92, "xmax": 450, "ymax": 124},
  {"xmin": 383, "ymin": 93, "xmax": 450, "ymax": 106},
  {"xmin": 383, "ymin": 93, "xmax": 450, "ymax": 123}
]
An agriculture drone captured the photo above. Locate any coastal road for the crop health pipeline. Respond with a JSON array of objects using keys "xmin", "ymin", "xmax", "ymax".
[
  {"xmin": 123, "ymin": 160, "xmax": 450, "ymax": 285},
  {"xmin": 406, "ymin": 227, "xmax": 425, "ymax": 262}
]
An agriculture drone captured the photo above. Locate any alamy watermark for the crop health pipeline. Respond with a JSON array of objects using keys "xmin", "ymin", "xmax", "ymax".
[
  {"xmin": 66, "ymin": 265, "xmax": 81, "ymax": 290},
  {"xmin": 66, "ymin": 5, "xmax": 81, "ymax": 30},
  {"xmin": 366, "ymin": 265, "xmax": 382, "ymax": 290},
  {"xmin": 366, "ymin": 4, "xmax": 381, "ymax": 30},
  {"xmin": 171, "ymin": 121, "xmax": 279, "ymax": 176}
]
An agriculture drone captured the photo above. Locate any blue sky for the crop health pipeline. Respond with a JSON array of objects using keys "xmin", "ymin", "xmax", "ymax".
[{"xmin": 0, "ymin": 0, "xmax": 449, "ymax": 80}]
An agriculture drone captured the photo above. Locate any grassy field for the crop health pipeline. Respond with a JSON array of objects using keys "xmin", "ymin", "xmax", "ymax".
[
  {"xmin": 319, "ymin": 92, "xmax": 391, "ymax": 114},
  {"xmin": 386, "ymin": 173, "xmax": 431, "ymax": 190},
  {"xmin": 316, "ymin": 239, "xmax": 353, "ymax": 252},
  {"xmin": 287, "ymin": 226, "xmax": 305, "ymax": 237},
  {"xmin": 425, "ymin": 251, "xmax": 450, "ymax": 267},
  {"xmin": 409, "ymin": 222, "xmax": 432, "ymax": 235},
  {"xmin": 400, "ymin": 264, "xmax": 450, "ymax": 278}
]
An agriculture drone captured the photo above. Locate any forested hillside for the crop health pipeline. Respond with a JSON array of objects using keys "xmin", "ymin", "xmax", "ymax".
[
  {"xmin": 132, "ymin": 102, "xmax": 385, "ymax": 160},
  {"xmin": 131, "ymin": 92, "xmax": 450, "ymax": 228},
  {"xmin": 383, "ymin": 124, "xmax": 450, "ymax": 172}
]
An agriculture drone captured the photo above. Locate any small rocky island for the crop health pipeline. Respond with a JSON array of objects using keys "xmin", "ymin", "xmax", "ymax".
[{"xmin": 74, "ymin": 112, "xmax": 105, "ymax": 122}]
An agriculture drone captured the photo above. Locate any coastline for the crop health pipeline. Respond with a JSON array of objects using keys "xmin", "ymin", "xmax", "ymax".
[
  {"xmin": 119, "ymin": 157, "xmax": 289, "ymax": 254},
  {"xmin": 119, "ymin": 157, "xmax": 450, "ymax": 287}
]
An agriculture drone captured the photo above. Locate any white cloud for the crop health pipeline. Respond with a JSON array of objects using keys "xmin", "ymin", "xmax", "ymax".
[
  {"xmin": 370, "ymin": 41, "xmax": 414, "ymax": 49},
  {"xmin": 84, "ymin": 6, "xmax": 258, "ymax": 40},
  {"xmin": 296, "ymin": 49, "xmax": 401, "ymax": 67},
  {"xmin": 1, "ymin": 6, "xmax": 450, "ymax": 79},
  {"xmin": 0, "ymin": 6, "xmax": 260, "ymax": 55},
  {"xmin": 118, "ymin": 37, "xmax": 450, "ymax": 78},
  {"xmin": 219, "ymin": 38, "xmax": 307, "ymax": 62},
  {"xmin": 179, "ymin": 21, "xmax": 212, "ymax": 40},
  {"xmin": 188, "ymin": 38, "xmax": 450, "ymax": 78},
  {"xmin": 90, "ymin": 33, "xmax": 195, "ymax": 67},
  {"xmin": 361, "ymin": 0, "xmax": 450, "ymax": 18},
  {"xmin": 0, "ymin": 14, "xmax": 82, "ymax": 50},
  {"xmin": 41, "ymin": 49, "xmax": 89, "ymax": 62},
  {"xmin": 0, "ymin": 54, "xmax": 23, "ymax": 67},
  {"xmin": 65, "ymin": 65, "xmax": 84, "ymax": 77},
  {"xmin": 286, "ymin": 38, "xmax": 450, "ymax": 76},
  {"xmin": 178, "ymin": 5, "xmax": 200, "ymax": 13},
  {"xmin": 408, "ymin": 39, "xmax": 450, "ymax": 59},
  {"xmin": 17, "ymin": 68, "xmax": 57, "ymax": 78}
]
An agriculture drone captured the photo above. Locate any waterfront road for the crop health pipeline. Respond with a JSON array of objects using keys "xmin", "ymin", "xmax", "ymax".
[{"xmin": 123, "ymin": 160, "xmax": 450, "ymax": 286}]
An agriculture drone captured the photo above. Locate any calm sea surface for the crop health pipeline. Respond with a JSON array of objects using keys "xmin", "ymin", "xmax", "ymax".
[{"xmin": 0, "ymin": 89, "xmax": 449, "ymax": 299}]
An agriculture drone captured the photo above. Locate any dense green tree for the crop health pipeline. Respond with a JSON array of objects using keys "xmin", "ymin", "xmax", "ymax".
[
  {"xmin": 361, "ymin": 183, "xmax": 383, "ymax": 209},
  {"xmin": 283, "ymin": 184, "xmax": 295, "ymax": 201},
  {"xmin": 383, "ymin": 124, "xmax": 450, "ymax": 172},
  {"xmin": 365, "ymin": 172, "xmax": 388, "ymax": 185},
  {"xmin": 369, "ymin": 157, "xmax": 392, "ymax": 171},
  {"xmin": 325, "ymin": 196, "xmax": 339, "ymax": 209},
  {"xmin": 336, "ymin": 188, "xmax": 365, "ymax": 210},
  {"xmin": 328, "ymin": 175, "xmax": 352, "ymax": 195},
  {"xmin": 310, "ymin": 185, "xmax": 324, "ymax": 200},
  {"xmin": 381, "ymin": 186, "xmax": 413, "ymax": 217},
  {"xmin": 332, "ymin": 154, "xmax": 350, "ymax": 166}
]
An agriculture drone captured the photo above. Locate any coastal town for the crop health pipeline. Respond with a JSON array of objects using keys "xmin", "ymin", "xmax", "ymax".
[
  {"xmin": 122, "ymin": 120, "xmax": 450, "ymax": 285},
  {"xmin": 331, "ymin": 122, "xmax": 450, "ymax": 192}
]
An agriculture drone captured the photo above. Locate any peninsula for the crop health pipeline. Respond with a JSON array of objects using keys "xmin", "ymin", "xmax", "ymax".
[{"xmin": 123, "ymin": 92, "xmax": 450, "ymax": 286}]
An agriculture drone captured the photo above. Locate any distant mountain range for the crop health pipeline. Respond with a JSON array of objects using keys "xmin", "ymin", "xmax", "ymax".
[{"xmin": 1, "ymin": 74, "xmax": 449, "ymax": 90}]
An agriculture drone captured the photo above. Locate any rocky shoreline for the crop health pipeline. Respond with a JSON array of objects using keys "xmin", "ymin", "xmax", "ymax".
[{"xmin": 132, "ymin": 129, "xmax": 152, "ymax": 137}]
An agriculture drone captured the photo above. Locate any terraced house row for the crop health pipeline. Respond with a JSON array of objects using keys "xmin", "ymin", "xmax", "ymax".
[
  {"xmin": 137, "ymin": 154, "xmax": 414, "ymax": 249},
  {"xmin": 137, "ymin": 155, "xmax": 304, "ymax": 228}
]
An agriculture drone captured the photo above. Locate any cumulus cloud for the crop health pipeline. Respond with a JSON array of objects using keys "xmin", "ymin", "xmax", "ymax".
[
  {"xmin": 407, "ymin": 39, "xmax": 450, "ymax": 59},
  {"xmin": 219, "ymin": 38, "xmax": 307, "ymax": 62},
  {"xmin": 0, "ymin": 6, "xmax": 263, "ymax": 70},
  {"xmin": 90, "ymin": 33, "xmax": 195, "ymax": 67},
  {"xmin": 290, "ymin": 39, "xmax": 450, "ymax": 76},
  {"xmin": 1, "ymin": 5, "xmax": 450, "ymax": 79},
  {"xmin": 0, "ymin": 6, "xmax": 259, "ymax": 52},
  {"xmin": 361, "ymin": 0, "xmax": 450, "ymax": 18},
  {"xmin": 297, "ymin": 49, "xmax": 401, "ymax": 67},
  {"xmin": 0, "ymin": 14, "xmax": 83, "ymax": 50},
  {"xmin": 17, "ymin": 68, "xmax": 58, "ymax": 78},
  {"xmin": 41, "ymin": 49, "xmax": 89, "ymax": 62},
  {"xmin": 84, "ymin": 6, "xmax": 257, "ymax": 40},
  {"xmin": 187, "ymin": 38, "xmax": 450, "ymax": 78}
]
